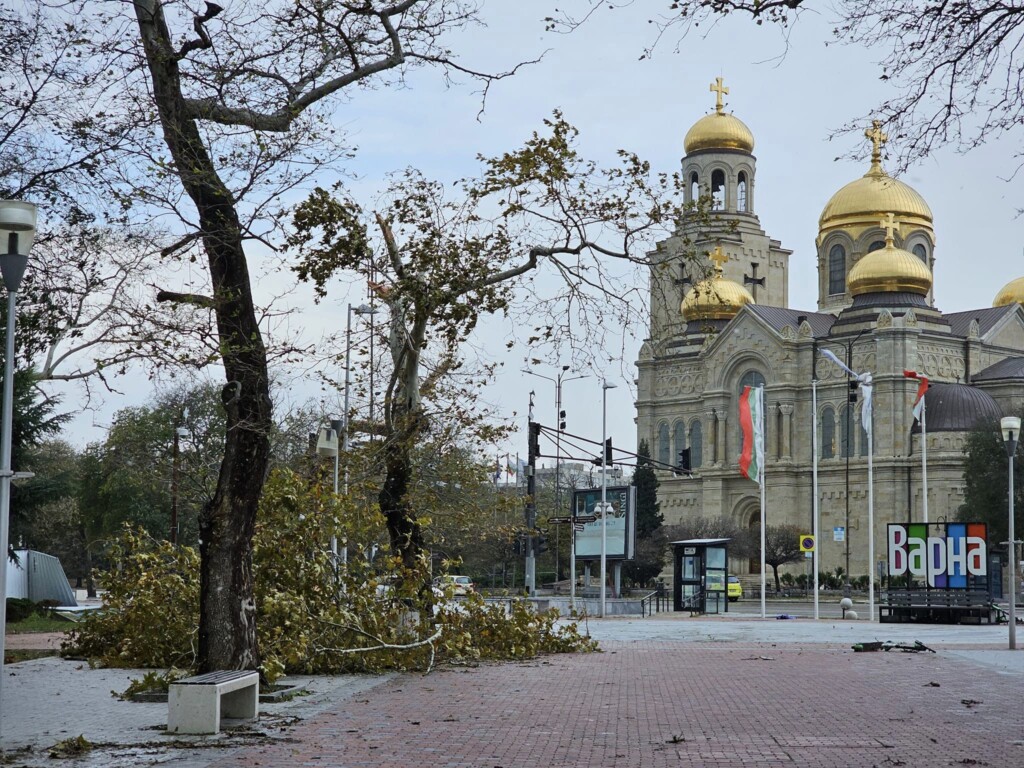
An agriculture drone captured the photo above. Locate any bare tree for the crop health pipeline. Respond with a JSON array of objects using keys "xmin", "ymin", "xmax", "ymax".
[
  {"xmin": 290, "ymin": 114, "xmax": 708, "ymax": 574},
  {"xmin": 15, "ymin": 0, "xmax": 522, "ymax": 673}
]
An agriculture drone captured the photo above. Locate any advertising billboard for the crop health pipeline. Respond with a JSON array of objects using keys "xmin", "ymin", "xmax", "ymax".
[
  {"xmin": 572, "ymin": 486, "xmax": 635, "ymax": 560},
  {"xmin": 887, "ymin": 522, "xmax": 987, "ymax": 588}
]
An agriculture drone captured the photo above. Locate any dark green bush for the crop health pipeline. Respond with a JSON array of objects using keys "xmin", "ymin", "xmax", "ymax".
[{"xmin": 7, "ymin": 598, "xmax": 35, "ymax": 623}]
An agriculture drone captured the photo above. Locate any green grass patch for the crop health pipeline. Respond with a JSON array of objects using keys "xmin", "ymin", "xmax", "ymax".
[{"xmin": 7, "ymin": 614, "xmax": 71, "ymax": 633}]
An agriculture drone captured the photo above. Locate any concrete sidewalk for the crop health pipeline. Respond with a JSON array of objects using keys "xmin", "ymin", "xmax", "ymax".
[{"xmin": 5, "ymin": 615, "xmax": 1024, "ymax": 766}]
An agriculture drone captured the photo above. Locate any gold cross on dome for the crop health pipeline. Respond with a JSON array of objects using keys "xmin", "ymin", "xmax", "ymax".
[
  {"xmin": 865, "ymin": 120, "xmax": 888, "ymax": 166},
  {"xmin": 879, "ymin": 212, "xmax": 901, "ymax": 246},
  {"xmin": 709, "ymin": 245, "xmax": 729, "ymax": 273},
  {"xmin": 710, "ymin": 77, "xmax": 729, "ymax": 113}
]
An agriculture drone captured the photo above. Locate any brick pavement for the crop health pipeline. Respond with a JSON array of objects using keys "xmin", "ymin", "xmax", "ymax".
[{"xmin": 198, "ymin": 639, "xmax": 1024, "ymax": 768}]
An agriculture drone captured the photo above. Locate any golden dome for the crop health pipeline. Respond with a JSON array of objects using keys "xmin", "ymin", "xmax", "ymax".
[
  {"xmin": 818, "ymin": 121, "xmax": 932, "ymax": 239},
  {"xmin": 681, "ymin": 246, "xmax": 755, "ymax": 321},
  {"xmin": 684, "ymin": 112, "xmax": 755, "ymax": 154},
  {"xmin": 994, "ymin": 277, "xmax": 1024, "ymax": 307},
  {"xmin": 683, "ymin": 77, "xmax": 754, "ymax": 154},
  {"xmin": 848, "ymin": 215, "xmax": 933, "ymax": 296}
]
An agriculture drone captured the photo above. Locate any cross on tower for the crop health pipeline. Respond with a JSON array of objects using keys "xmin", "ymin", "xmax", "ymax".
[
  {"xmin": 879, "ymin": 212, "xmax": 900, "ymax": 247},
  {"xmin": 710, "ymin": 77, "xmax": 729, "ymax": 113},
  {"xmin": 865, "ymin": 119, "xmax": 888, "ymax": 166},
  {"xmin": 744, "ymin": 261, "xmax": 766, "ymax": 300},
  {"xmin": 709, "ymin": 245, "xmax": 729, "ymax": 274}
]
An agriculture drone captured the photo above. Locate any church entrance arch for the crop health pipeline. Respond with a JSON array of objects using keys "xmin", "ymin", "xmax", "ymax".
[{"xmin": 733, "ymin": 497, "xmax": 761, "ymax": 574}]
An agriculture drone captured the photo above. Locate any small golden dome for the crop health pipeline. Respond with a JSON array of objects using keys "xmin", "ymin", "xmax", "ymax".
[
  {"xmin": 681, "ymin": 246, "xmax": 755, "ymax": 320},
  {"xmin": 848, "ymin": 216, "xmax": 933, "ymax": 296},
  {"xmin": 994, "ymin": 277, "xmax": 1024, "ymax": 307},
  {"xmin": 684, "ymin": 112, "xmax": 755, "ymax": 154},
  {"xmin": 818, "ymin": 121, "xmax": 932, "ymax": 238}
]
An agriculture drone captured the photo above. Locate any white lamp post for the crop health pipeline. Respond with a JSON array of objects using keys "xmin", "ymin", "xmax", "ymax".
[
  {"xmin": 1001, "ymin": 415, "xmax": 1020, "ymax": 650},
  {"xmin": 600, "ymin": 380, "xmax": 616, "ymax": 618},
  {"xmin": 0, "ymin": 199, "xmax": 37, "ymax": 743}
]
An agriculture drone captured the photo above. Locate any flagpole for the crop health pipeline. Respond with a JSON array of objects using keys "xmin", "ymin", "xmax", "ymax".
[
  {"xmin": 759, "ymin": 386, "xmax": 766, "ymax": 620},
  {"xmin": 866, "ymin": 382, "xmax": 875, "ymax": 623},
  {"xmin": 921, "ymin": 399, "xmax": 928, "ymax": 524},
  {"xmin": 812, "ymin": 378, "xmax": 820, "ymax": 620}
]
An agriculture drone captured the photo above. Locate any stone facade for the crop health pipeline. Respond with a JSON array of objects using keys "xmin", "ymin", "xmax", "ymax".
[{"xmin": 636, "ymin": 89, "xmax": 1024, "ymax": 581}]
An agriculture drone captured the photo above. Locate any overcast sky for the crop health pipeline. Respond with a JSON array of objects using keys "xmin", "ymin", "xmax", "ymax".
[{"xmin": 63, "ymin": 2, "xmax": 1024, "ymax": 468}]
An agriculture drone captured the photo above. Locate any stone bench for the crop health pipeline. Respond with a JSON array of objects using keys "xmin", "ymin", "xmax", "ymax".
[{"xmin": 168, "ymin": 670, "xmax": 259, "ymax": 734}]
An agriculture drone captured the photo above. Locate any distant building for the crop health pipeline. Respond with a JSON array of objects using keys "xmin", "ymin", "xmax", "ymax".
[{"xmin": 636, "ymin": 79, "xmax": 1024, "ymax": 577}]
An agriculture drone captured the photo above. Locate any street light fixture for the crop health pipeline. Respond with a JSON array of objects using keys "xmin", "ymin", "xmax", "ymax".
[
  {"xmin": 1001, "ymin": 415, "xmax": 1020, "ymax": 650},
  {"xmin": 600, "ymin": 380, "xmax": 617, "ymax": 618},
  {"xmin": 0, "ymin": 199, "xmax": 37, "ymax": 742}
]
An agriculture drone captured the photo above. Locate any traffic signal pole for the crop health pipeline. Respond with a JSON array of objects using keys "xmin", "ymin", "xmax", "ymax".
[{"xmin": 526, "ymin": 415, "xmax": 539, "ymax": 596}]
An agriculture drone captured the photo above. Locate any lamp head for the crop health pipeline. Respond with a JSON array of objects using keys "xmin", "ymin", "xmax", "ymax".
[
  {"xmin": 0, "ymin": 200, "xmax": 37, "ymax": 292},
  {"xmin": 1002, "ymin": 416, "xmax": 1021, "ymax": 450},
  {"xmin": 316, "ymin": 427, "xmax": 339, "ymax": 457}
]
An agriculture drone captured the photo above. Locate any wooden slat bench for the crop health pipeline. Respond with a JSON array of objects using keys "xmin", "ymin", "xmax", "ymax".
[
  {"xmin": 168, "ymin": 670, "xmax": 259, "ymax": 734},
  {"xmin": 878, "ymin": 590, "xmax": 995, "ymax": 625}
]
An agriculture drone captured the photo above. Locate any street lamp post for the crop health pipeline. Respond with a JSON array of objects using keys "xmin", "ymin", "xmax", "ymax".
[
  {"xmin": 1001, "ymin": 416, "xmax": 1020, "ymax": 650},
  {"xmin": 170, "ymin": 425, "xmax": 189, "ymax": 545},
  {"xmin": 0, "ymin": 199, "xmax": 37, "ymax": 743},
  {"xmin": 600, "ymin": 380, "xmax": 617, "ymax": 618},
  {"xmin": 522, "ymin": 366, "xmax": 587, "ymax": 606}
]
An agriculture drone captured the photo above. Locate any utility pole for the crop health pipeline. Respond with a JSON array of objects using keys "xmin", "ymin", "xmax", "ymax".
[{"xmin": 526, "ymin": 400, "xmax": 539, "ymax": 596}]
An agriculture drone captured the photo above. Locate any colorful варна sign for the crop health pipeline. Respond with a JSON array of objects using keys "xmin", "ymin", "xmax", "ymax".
[{"xmin": 887, "ymin": 523, "xmax": 987, "ymax": 588}]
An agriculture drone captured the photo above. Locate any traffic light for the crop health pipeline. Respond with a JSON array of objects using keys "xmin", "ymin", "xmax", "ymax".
[
  {"xmin": 675, "ymin": 448, "xmax": 692, "ymax": 476},
  {"xmin": 534, "ymin": 535, "xmax": 549, "ymax": 555},
  {"xmin": 559, "ymin": 409, "xmax": 566, "ymax": 430},
  {"xmin": 591, "ymin": 438, "xmax": 613, "ymax": 466},
  {"xmin": 528, "ymin": 421, "xmax": 540, "ymax": 460},
  {"xmin": 512, "ymin": 536, "xmax": 525, "ymax": 556},
  {"xmin": 848, "ymin": 380, "xmax": 858, "ymax": 404}
]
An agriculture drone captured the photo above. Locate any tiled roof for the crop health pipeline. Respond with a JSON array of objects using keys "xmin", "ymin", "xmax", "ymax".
[
  {"xmin": 746, "ymin": 306, "xmax": 836, "ymax": 338},
  {"xmin": 973, "ymin": 356, "xmax": 1024, "ymax": 382},
  {"xmin": 945, "ymin": 305, "xmax": 1016, "ymax": 338}
]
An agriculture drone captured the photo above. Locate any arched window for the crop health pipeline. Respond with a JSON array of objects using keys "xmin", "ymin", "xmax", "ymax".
[
  {"xmin": 858, "ymin": 405, "xmax": 870, "ymax": 457},
  {"xmin": 689, "ymin": 420, "xmax": 703, "ymax": 469},
  {"xmin": 738, "ymin": 370, "xmax": 766, "ymax": 392},
  {"xmin": 690, "ymin": 171, "xmax": 699, "ymax": 202},
  {"xmin": 868, "ymin": 240, "xmax": 886, "ymax": 252},
  {"xmin": 828, "ymin": 244, "xmax": 846, "ymax": 295},
  {"xmin": 839, "ymin": 404, "xmax": 852, "ymax": 458},
  {"xmin": 737, "ymin": 172, "xmax": 748, "ymax": 212},
  {"xmin": 711, "ymin": 169, "xmax": 726, "ymax": 211},
  {"xmin": 674, "ymin": 421, "xmax": 687, "ymax": 466},
  {"xmin": 912, "ymin": 243, "xmax": 928, "ymax": 262},
  {"xmin": 821, "ymin": 406, "xmax": 836, "ymax": 460},
  {"xmin": 658, "ymin": 423, "xmax": 670, "ymax": 467}
]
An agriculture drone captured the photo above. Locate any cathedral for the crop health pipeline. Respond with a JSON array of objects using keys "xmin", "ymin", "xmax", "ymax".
[{"xmin": 635, "ymin": 78, "xmax": 1024, "ymax": 580}]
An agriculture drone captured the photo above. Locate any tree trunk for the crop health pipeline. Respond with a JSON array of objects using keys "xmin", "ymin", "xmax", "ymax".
[
  {"xmin": 134, "ymin": 1, "xmax": 270, "ymax": 672},
  {"xmin": 379, "ymin": 413, "xmax": 425, "ymax": 572}
]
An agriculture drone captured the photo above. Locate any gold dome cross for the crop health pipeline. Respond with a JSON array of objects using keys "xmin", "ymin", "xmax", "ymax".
[
  {"xmin": 710, "ymin": 77, "xmax": 729, "ymax": 114},
  {"xmin": 865, "ymin": 120, "xmax": 888, "ymax": 167},
  {"xmin": 879, "ymin": 212, "xmax": 901, "ymax": 247},
  {"xmin": 709, "ymin": 245, "xmax": 729, "ymax": 273}
]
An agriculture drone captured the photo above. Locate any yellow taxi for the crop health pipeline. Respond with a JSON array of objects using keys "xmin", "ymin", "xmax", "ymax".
[{"xmin": 727, "ymin": 575, "xmax": 743, "ymax": 602}]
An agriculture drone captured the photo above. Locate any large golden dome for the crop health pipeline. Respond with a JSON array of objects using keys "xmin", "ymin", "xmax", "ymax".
[
  {"xmin": 684, "ymin": 77, "xmax": 754, "ymax": 154},
  {"xmin": 994, "ymin": 277, "xmax": 1024, "ymax": 307},
  {"xmin": 684, "ymin": 112, "xmax": 755, "ymax": 154},
  {"xmin": 818, "ymin": 121, "xmax": 933, "ymax": 238},
  {"xmin": 848, "ymin": 216, "xmax": 933, "ymax": 296},
  {"xmin": 681, "ymin": 246, "xmax": 755, "ymax": 321}
]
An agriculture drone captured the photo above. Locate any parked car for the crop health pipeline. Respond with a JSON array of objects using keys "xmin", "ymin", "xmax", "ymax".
[
  {"xmin": 435, "ymin": 575, "xmax": 475, "ymax": 596},
  {"xmin": 727, "ymin": 575, "xmax": 743, "ymax": 602}
]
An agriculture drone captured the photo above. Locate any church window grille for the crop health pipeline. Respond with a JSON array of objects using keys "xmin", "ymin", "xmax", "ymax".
[
  {"xmin": 737, "ymin": 172, "xmax": 748, "ymax": 212},
  {"xmin": 868, "ymin": 240, "xmax": 885, "ymax": 252},
  {"xmin": 690, "ymin": 172, "xmax": 699, "ymax": 202},
  {"xmin": 828, "ymin": 245, "xmax": 846, "ymax": 295},
  {"xmin": 912, "ymin": 243, "xmax": 928, "ymax": 262},
  {"xmin": 689, "ymin": 420, "xmax": 703, "ymax": 468},
  {"xmin": 658, "ymin": 423, "xmax": 670, "ymax": 467},
  {"xmin": 711, "ymin": 169, "xmax": 726, "ymax": 211},
  {"xmin": 821, "ymin": 406, "xmax": 836, "ymax": 459}
]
